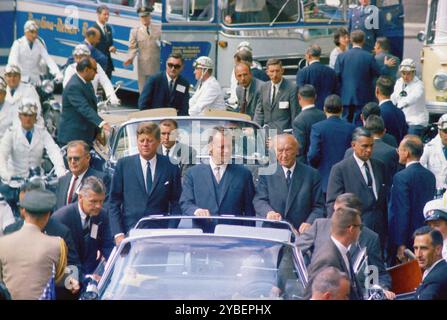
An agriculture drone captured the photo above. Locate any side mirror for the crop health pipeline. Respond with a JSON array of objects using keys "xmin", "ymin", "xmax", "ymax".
[{"xmin": 417, "ymin": 31, "xmax": 426, "ymax": 43}]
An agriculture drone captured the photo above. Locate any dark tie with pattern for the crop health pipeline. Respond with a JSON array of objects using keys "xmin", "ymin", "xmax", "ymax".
[
  {"xmin": 146, "ymin": 161, "xmax": 153, "ymax": 193},
  {"xmin": 240, "ymin": 87, "xmax": 248, "ymax": 114},
  {"xmin": 67, "ymin": 176, "xmax": 79, "ymax": 205},
  {"xmin": 83, "ymin": 215, "xmax": 91, "ymax": 237},
  {"xmin": 286, "ymin": 169, "xmax": 291, "ymax": 189},
  {"xmin": 363, "ymin": 162, "xmax": 373, "ymax": 188}
]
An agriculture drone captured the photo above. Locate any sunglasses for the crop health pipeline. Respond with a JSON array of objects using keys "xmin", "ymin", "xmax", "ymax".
[
  {"xmin": 167, "ymin": 63, "xmax": 182, "ymax": 70},
  {"xmin": 67, "ymin": 156, "xmax": 83, "ymax": 162},
  {"xmin": 440, "ymin": 128, "xmax": 447, "ymax": 134}
]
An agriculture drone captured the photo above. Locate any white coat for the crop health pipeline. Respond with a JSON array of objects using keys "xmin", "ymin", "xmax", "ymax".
[
  {"xmin": 0, "ymin": 125, "xmax": 67, "ymax": 181},
  {"xmin": 420, "ymin": 134, "xmax": 447, "ymax": 189},
  {"xmin": 0, "ymin": 201, "xmax": 14, "ymax": 236},
  {"xmin": 5, "ymin": 83, "xmax": 44, "ymax": 128},
  {"xmin": 0, "ymin": 100, "xmax": 15, "ymax": 140},
  {"xmin": 8, "ymin": 36, "xmax": 62, "ymax": 85},
  {"xmin": 189, "ymin": 76, "xmax": 225, "ymax": 116}
]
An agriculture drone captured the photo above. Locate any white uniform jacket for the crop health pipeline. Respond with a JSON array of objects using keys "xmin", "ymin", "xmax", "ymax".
[
  {"xmin": 420, "ymin": 134, "xmax": 447, "ymax": 190},
  {"xmin": 189, "ymin": 76, "xmax": 225, "ymax": 116}
]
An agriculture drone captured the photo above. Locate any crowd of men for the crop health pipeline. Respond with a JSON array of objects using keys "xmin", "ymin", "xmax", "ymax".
[{"xmin": 1, "ymin": 1, "xmax": 447, "ymax": 300}]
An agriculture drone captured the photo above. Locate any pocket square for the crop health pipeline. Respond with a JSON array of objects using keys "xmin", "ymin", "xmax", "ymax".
[{"xmin": 164, "ymin": 181, "xmax": 170, "ymax": 185}]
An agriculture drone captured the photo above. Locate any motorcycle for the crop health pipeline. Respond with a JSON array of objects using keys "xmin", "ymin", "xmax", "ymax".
[{"xmin": 35, "ymin": 75, "xmax": 62, "ymax": 139}]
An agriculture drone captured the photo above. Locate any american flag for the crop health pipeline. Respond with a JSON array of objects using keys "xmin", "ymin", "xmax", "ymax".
[{"xmin": 39, "ymin": 264, "xmax": 56, "ymax": 300}]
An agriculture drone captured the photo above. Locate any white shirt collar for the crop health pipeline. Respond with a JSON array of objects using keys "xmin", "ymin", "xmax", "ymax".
[
  {"xmin": 423, "ymin": 258, "xmax": 444, "ymax": 280},
  {"xmin": 140, "ymin": 154, "xmax": 157, "ymax": 169},
  {"xmin": 301, "ymin": 104, "xmax": 315, "ymax": 111},
  {"xmin": 96, "ymin": 20, "xmax": 105, "ymax": 32},
  {"xmin": 282, "ymin": 162, "xmax": 296, "ymax": 178},
  {"xmin": 309, "ymin": 60, "xmax": 319, "ymax": 65},
  {"xmin": 209, "ymin": 157, "xmax": 228, "ymax": 175},
  {"xmin": 77, "ymin": 202, "xmax": 88, "ymax": 223},
  {"xmin": 331, "ymin": 236, "xmax": 350, "ymax": 255},
  {"xmin": 76, "ymin": 72, "xmax": 87, "ymax": 84},
  {"xmin": 379, "ymin": 99, "xmax": 391, "ymax": 106},
  {"xmin": 353, "ymin": 152, "xmax": 370, "ymax": 168},
  {"xmin": 162, "ymin": 143, "xmax": 177, "ymax": 157},
  {"xmin": 272, "ymin": 79, "xmax": 283, "ymax": 88},
  {"xmin": 166, "ymin": 73, "xmax": 177, "ymax": 83},
  {"xmin": 353, "ymin": 45, "xmax": 362, "ymax": 49},
  {"xmin": 406, "ymin": 160, "xmax": 419, "ymax": 168}
]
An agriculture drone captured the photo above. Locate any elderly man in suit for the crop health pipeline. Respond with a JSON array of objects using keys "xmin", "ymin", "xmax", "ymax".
[
  {"xmin": 296, "ymin": 44, "xmax": 338, "ymax": 111},
  {"xmin": 53, "ymin": 176, "xmax": 113, "ymax": 278},
  {"xmin": 180, "ymin": 126, "xmax": 255, "ymax": 232},
  {"xmin": 310, "ymin": 267, "xmax": 351, "ymax": 300},
  {"xmin": 253, "ymin": 59, "xmax": 299, "ymax": 133},
  {"xmin": 55, "ymin": 140, "xmax": 110, "ymax": 210},
  {"xmin": 138, "ymin": 53, "xmax": 190, "ymax": 115},
  {"xmin": 414, "ymin": 227, "xmax": 447, "ymax": 300},
  {"xmin": 307, "ymin": 94, "xmax": 355, "ymax": 195},
  {"xmin": 124, "ymin": 6, "xmax": 160, "ymax": 93},
  {"xmin": 253, "ymin": 134, "xmax": 324, "ymax": 234},
  {"xmin": 156, "ymin": 119, "xmax": 196, "ymax": 178},
  {"xmin": 388, "ymin": 135, "xmax": 436, "ymax": 265},
  {"xmin": 307, "ymin": 206, "xmax": 363, "ymax": 300},
  {"xmin": 292, "ymin": 85, "xmax": 325, "ymax": 164},
  {"xmin": 58, "ymin": 57, "xmax": 111, "ymax": 147},
  {"xmin": 109, "ymin": 122, "xmax": 182, "ymax": 246},
  {"xmin": 93, "ymin": 5, "xmax": 115, "ymax": 79},
  {"xmin": 0, "ymin": 190, "xmax": 67, "ymax": 300},
  {"xmin": 297, "ymin": 193, "xmax": 394, "ymax": 298},
  {"xmin": 235, "ymin": 61, "xmax": 264, "ymax": 119},
  {"xmin": 376, "ymin": 76, "xmax": 407, "ymax": 144},
  {"xmin": 326, "ymin": 127, "xmax": 389, "ymax": 247},
  {"xmin": 335, "ymin": 30, "xmax": 383, "ymax": 126},
  {"xmin": 345, "ymin": 115, "xmax": 399, "ymax": 179}
]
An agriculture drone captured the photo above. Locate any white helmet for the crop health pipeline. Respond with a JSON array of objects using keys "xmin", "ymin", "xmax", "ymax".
[
  {"xmin": 18, "ymin": 99, "xmax": 39, "ymax": 115},
  {"xmin": 193, "ymin": 56, "xmax": 214, "ymax": 70},
  {"xmin": 4, "ymin": 64, "xmax": 21, "ymax": 75},
  {"xmin": 399, "ymin": 58, "xmax": 416, "ymax": 72},
  {"xmin": 237, "ymin": 41, "xmax": 252, "ymax": 53},
  {"xmin": 24, "ymin": 20, "xmax": 39, "ymax": 33},
  {"xmin": 73, "ymin": 44, "xmax": 91, "ymax": 57}
]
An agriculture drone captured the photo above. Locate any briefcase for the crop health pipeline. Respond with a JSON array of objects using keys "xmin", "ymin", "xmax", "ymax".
[{"xmin": 387, "ymin": 260, "xmax": 422, "ymax": 294}]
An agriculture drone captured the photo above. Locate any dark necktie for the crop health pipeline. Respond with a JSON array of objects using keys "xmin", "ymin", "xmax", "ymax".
[
  {"xmin": 346, "ymin": 251, "xmax": 362, "ymax": 300},
  {"xmin": 146, "ymin": 26, "xmax": 151, "ymax": 35},
  {"xmin": 10, "ymin": 88, "xmax": 15, "ymax": 97},
  {"xmin": 146, "ymin": 161, "xmax": 153, "ymax": 193},
  {"xmin": 169, "ymin": 79, "xmax": 174, "ymax": 94},
  {"xmin": 67, "ymin": 176, "xmax": 79, "ymax": 204},
  {"xmin": 286, "ymin": 169, "xmax": 291, "ymax": 189},
  {"xmin": 240, "ymin": 87, "xmax": 248, "ymax": 114},
  {"xmin": 443, "ymin": 147, "xmax": 447, "ymax": 161},
  {"xmin": 363, "ymin": 162, "xmax": 373, "ymax": 188},
  {"xmin": 25, "ymin": 130, "xmax": 32, "ymax": 144},
  {"xmin": 83, "ymin": 215, "xmax": 91, "ymax": 237},
  {"xmin": 29, "ymin": 41, "xmax": 33, "ymax": 50},
  {"xmin": 165, "ymin": 148, "xmax": 170, "ymax": 157},
  {"xmin": 271, "ymin": 85, "xmax": 276, "ymax": 105}
]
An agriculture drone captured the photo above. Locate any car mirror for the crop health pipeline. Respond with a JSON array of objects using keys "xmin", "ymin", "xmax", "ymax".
[{"xmin": 417, "ymin": 31, "xmax": 426, "ymax": 42}]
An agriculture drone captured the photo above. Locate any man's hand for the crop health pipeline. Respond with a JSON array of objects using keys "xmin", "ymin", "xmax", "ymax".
[
  {"xmin": 384, "ymin": 56, "xmax": 397, "ymax": 67},
  {"xmin": 298, "ymin": 222, "xmax": 311, "ymax": 234},
  {"xmin": 123, "ymin": 58, "xmax": 133, "ymax": 67},
  {"xmin": 383, "ymin": 290, "xmax": 396, "ymax": 300},
  {"xmin": 102, "ymin": 122, "xmax": 112, "ymax": 135},
  {"xmin": 194, "ymin": 209, "xmax": 211, "ymax": 217},
  {"xmin": 396, "ymin": 245, "xmax": 409, "ymax": 263},
  {"xmin": 109, "ymin": 46, "xmax": 117, "ymax": 53},
  {"xmin": 115, "ymin": 234, "xmax": 125, "ymax": 246},
  {"xmin": 266, "ymin": 211, "xmax": 282, "ymax": 221},
  {"xmin": 67, "ymin": 277, "xmax": 80, "ymax": 294}
]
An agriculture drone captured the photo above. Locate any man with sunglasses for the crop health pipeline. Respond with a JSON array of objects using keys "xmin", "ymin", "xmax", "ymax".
[
  {"xmin": 421, "ymin": 113, "xmax": 447, "ymax": 192},
  {"xmin": 138, "ymin": 53, "xmax": 190, "ymax": 115}
]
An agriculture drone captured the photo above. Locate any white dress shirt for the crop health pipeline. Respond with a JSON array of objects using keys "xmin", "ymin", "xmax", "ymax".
[
  {"xmin": 96, "ymin": 20, "xmax": 106, "ymax": 35},
  {"xmin": 301, "ymin": 104, "xmax": 315, "ymax": 111},
  {"xmin": 353, "ymin": 153, "xmax": 378, "ymax": 199},
  {"xmin": 271, "ymin": 80, "xmax": 283, "ymax": 104},
  {"xmin": 77, "ymin": 202, "xmax": 90, "ymax": 230},
  {"xmin": 67, "ymin": 169, "xmax": 88, "ymax": 202},
  {"xmin": 209, "ymin": 157, "xmax": 227, "ymax": 183},
  {"xmin": 282, "ymin": 162, "xmax": 296, "ymax": 179},
  {"xmin": 331, "ymin": 236, "xmax": 352, "ymax": 277},
  {"xmin": 140, "ymin": 155, "xmax": 156, "ymax": 192},
  {"xmin": 162, "ymin": 143, "xmax": 176, "ymax": 157}
]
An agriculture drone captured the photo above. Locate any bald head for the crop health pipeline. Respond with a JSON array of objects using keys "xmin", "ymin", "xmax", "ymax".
[
  {"xmin": 86, "ymin": 27, "xmax": 100, "ymax": 46},
  {"xmin": 398, "ymin": 134, "xmax": 424, "ymax": 165},
  {"xmin": 234, "ymin": 62, "xmax": 252, "ymax": 88},
  {"xmin": 274, "ymin": 134, "xmax": 299, "ymax": 168}
]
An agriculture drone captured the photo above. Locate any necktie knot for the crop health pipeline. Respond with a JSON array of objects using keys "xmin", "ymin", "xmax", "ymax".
[
  {"xmin": 165, "ymin": 148, "xmax": 170, "ymax": 157},
  {"xmin": 10, "ymin": 88, "xmax": 15, "ymax": 96},
  {"xmin": 214, "ymin": 166, "xmax": 221, "ymax": 183},
  {"xmin": 29, "ymin": 41, "xmax": 33, "ymax": 50},
  {"xmin": 25, "ymin": 130, "xmax": 33, "ymax": 144},
  {"xmin": 363, "ymin": 162, "xmax": 373, "ymax": 187},
  {"xmin": 169, "ymin": 79, "xmax": 174, "ymax": 93},
  {"xmin": 286, "ymin": 169, "xmax": 292, "ymax": 188}
]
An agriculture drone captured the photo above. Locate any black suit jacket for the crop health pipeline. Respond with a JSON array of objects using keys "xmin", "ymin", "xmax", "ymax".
[
  {"xmin": 307, "ymin": 238, "xmax": 362, "ymax": 300},
  {"xmin": 416, "ymin": 260, "xmax": 447, "ymax": 300},
  {"xmin": 138, "ymin": 72, "xmax": 190, "ymax": 115},
  {"xmin": 93, "ymin": 22, "xmax": 114, "ymax": 73},
  {"xmin": 326, "ymin": 156, "xmax": 388, "ymax": 244},
  {"xmin": 58, "ymin": 74, "xmax": 103, "ymax": 145},
  {"xmin": 52, "ymin": 203, "xmax": 114, "ymax": 275},
  {"xmin": 55, "ymin": 167, "xmax": 111, "ymax": 210},
  {"xmin": 292, "ymin": 107, "xmax": 326, "ymax": 163},
  {"xmin": 235, "ymin": 78, "xmax": 264, "ymax": 119}
]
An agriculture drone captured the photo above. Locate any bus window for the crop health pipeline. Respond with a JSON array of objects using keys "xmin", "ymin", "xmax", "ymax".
[
  {"xmin": 166, "ymin": 0, "xmax": 214, "ymax": 22},
  {"xmin": 303, "ymin": 0, "xmax": 345, "ymax": 23},
  {"xmin": 377, "ymin": 0, "xmax": 400, "ymax": 6},
  {"xmin": 100, "ymin": 0, "xmax": 161, "ymax": 9},
  {"xmin": 427, "ymin": 0, "xmax": 447, "ymax": 45},
  {"xmin": 222, "ymin": 0, "xmax": 299, "ymax": 25}
]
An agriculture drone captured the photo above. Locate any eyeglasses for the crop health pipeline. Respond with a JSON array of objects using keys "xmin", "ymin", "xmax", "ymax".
[
  {"xmin": 167, "ymin": 63, "xmax": 182, "ymax": 70},
  {"xmin": 67, "ymin": 156, "xmax": 83, "ymax": 162}
]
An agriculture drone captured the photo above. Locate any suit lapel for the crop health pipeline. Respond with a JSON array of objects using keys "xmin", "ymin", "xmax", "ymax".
[
  {"xmin": 149, "ymin": 154, "xmax": 164, "ymax": 197},
  {"xmin": 72, "ymin": 205, "xmax": 86, "ymax": 259},
  {"xmin": 349, "ymin": 156, "xmax": 369, "ymax": 190},
  {"xmin": 217, "ymin": 165, "xmax": 235, "ymax": 206},
  {"xmin": 133, "ymin": 155, "xmax": 147, "ymax": 193},
  {"xmin": 205, "ymin": 165, "xmax": 219, "ymax": 209},
  {"xmin": 285, "ymin": 164, "xmax": 303, "ymax": 217}
]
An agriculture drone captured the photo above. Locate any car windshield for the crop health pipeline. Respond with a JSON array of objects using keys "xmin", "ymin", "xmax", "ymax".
[{"xmin": 100, "ymin": 236, "xmax": 305, "ymax": 300}]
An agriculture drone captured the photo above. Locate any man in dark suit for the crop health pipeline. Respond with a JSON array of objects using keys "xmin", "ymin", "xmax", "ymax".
[
  {"xmin": 388, "ymin": 135, "xmax": 436, "ymax": 265},
  {"xmin": 376, "ymin": 76, "xmax": 408, "ymax": 144},
  {"xmin": 253, "ymin": 59, "xmax": 299, "ymax": 133},
  {"xmin": 58, "ymin": 57, "xmax": 111, "ymax": 146},
  {"xmin": 180, "ymin": 126, "xmax": 255, "ymax": 232},
  {"xmin": 156, "ymin": 119, "xmax": 196, "ymax": 178},
  {"xmin": 297, "ymin": 193, "xmax": 393, "ymax": 296},
  {"xmin": 109, "ymin": 122, "xmax": 182, "ymax": 246},
  {"xmin": 52, "ymin": 176, "xmax": 113, "ymax": 277},
  {"xmin": 138, "ymin": 53, "xmax": 190, "ymax": 115},
  {"xmin": 80, "ymin": 28, "xmax": 108, "ymax": 72},
  {"xmin": 310, "ymin": 267, "xmax": 351, "ymax": 300},
  {"xmin": 344, "ymin": 115, "xmax": 399, "ymax": 179},
  {"xmin": 296, "ymin": 44, "xmax": 338, "ymax": 111},
  {"xmin": 55, "ymin": 140, "xmax": 110, "ymax": 210},
  {"xmin": 308, "ymin": 95, "xmax": 355, "ymax": 194},
  {"xmin": 326, "ymin": 127, "xmax": 389, "ymax": 247},
  {"xmin": 292, "ymin": 85, "xmax": 325, "ymax": 163},
  {"xmin": 235, "ymin": 62, "xmax": 264, "ymax": 119},
  {"xmin": 374, "ymin": 37, "xmax": 400, "ymax": 80},
  {"xmin": 234, "ymin": 49, "xmax": 269, "ymax": 82},
  {"xmin": 361, "ymin": 102, "xmax": 397, "ymax": 147},
  {"xmin": 307, "ymin": 207, "xmax": 363, "ymax": 300},
  {"xmin": 253, "ymin": 134, "xmax": 325, "ymax": 234},
  {"xmin": 335, "ymin": 30, "xmax": 381, "ymax": 126},
  {"xmin": 414, "ymin": 227, "xmax": 447, "ymax": 300},
  {"xmin": 93, "ymin": 5, "xmax": 115, "ymax": 79}
]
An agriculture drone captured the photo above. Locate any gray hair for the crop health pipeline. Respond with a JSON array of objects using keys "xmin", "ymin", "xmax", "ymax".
[
  {"xmin": 312, "ymin": 267, "xmax": 349, "ymax": 296},
  {"xmin": 79, "ymin": 176, "xmax": 106, "ymax": 196},
  {"xmin": 306, "ymin": 44, "xmax": 321, "ymax": 58},
  {"xmin": 67, "ymin": 140, "xmax": 90, "ymax": 154},
  {"xmin": 352, "ymin": 127, "xmax": 372, "ymax": 142}
]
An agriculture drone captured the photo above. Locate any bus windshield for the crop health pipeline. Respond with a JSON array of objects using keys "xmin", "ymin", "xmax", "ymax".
[{"xmin": 426, "ymin": 0, "xmax": 447, "ymax": 45}]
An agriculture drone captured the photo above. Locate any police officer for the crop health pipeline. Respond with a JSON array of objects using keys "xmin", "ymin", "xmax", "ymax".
[
  {"xmin": 124, "ymin": 6, "xmax": 161, "ymax": 93},
  {"xmin": 0, "ymin": 100, "xmax": 66, "ymax": 183},
  {"xmin": 3, "ymin": 64, "xmax": 44, "ymax": 128},
  {"xmin": 8, "ymin": 20, "xmax": 63, "ymax": 85},
  {"xmin": 189, "ymin": 56, "xmax": 225, "ymax": 116},
  {"xmin": 0, "ymin": 76, "xmax": 14, "ymax": 140},
  {"xmin": 0, "ymin": 189, "xmax": 67, "ymax": 300},
  {"xmin": 347, "ymin": 0, "xmax": 381, "ymax": 54},
  {"xmin": 424, "ymin": 197, "xmax": 447, "ymax": 260},
  {"xmin": 63, "ymin": 44, "xmax": 120, "ymax": 105}
]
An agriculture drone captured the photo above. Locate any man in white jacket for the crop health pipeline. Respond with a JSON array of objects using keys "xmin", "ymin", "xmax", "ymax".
[
  {"xmin": 391, "ymin": 59, "xmax": 429, "ymax": 137},
  {"xmin": 63, "ymin": 44, "xmax": 120, "ymax": 105},
  {"xmin": 421, "ymin": 113, "xmax": 447, "ymax": 191},
  {"xmin": 8, "ymin": 20, "xmax": 63, "ymax": 85},
  {"xmin": 189, "ymin": 56, "xmax": 225, "ymax": 116}
]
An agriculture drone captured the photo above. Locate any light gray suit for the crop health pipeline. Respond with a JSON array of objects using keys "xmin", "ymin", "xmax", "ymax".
[
  {"xmin": 0, "ymin": 223, "xmax": 66, "ymax": 299},
  {"xmin": 235, "ymin": 78, "xmax": 264, "ymax": 119},
  {"xmin": 253, "ymin": 78, "xmax": 299, "ymax": 132}
]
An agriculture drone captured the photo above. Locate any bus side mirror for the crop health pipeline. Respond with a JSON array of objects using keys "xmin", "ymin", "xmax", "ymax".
[{"xmin": 417, "ymin": 31, "xmax": 426, "ymax": 43}]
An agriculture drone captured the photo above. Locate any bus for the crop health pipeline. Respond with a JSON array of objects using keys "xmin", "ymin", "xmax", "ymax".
[{"xmin": 0, "ymin": 0, "xmax": 404, "ymax": 92}]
